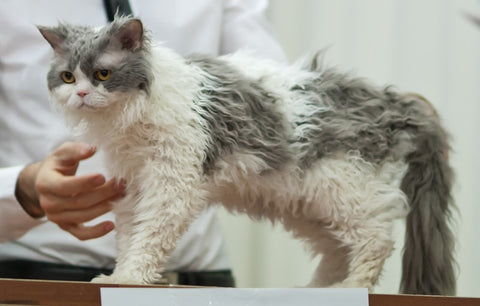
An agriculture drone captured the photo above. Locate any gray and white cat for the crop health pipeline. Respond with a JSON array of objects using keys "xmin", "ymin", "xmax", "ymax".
[{"xmin": 38, "ymin": 17, "xmax": 456, "ymax": 295}]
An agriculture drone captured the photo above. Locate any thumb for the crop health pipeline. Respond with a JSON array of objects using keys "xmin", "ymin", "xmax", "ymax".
[{"xmin": 52, "ymin": 142, "xmax": 97, "ymax": 175}]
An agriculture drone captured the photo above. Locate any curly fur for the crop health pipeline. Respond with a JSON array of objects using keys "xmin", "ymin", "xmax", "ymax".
[{"xmin": 39, "ymin": 17, "xmax": 456, "ymax": 294}]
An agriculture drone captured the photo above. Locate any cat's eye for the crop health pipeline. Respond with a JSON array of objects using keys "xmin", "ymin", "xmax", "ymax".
[
  {"xmin": 96, "ymin": 69, "xmax": 112, "ymax": 81},
  {"xmin": 61, "ymin": 71, "xmax": 75, "ymax": 84}
]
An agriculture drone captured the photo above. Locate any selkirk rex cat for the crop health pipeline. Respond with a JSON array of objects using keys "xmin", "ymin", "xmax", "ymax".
[{"xmin": 38, "ymin": 17, "xmax": 456, "ymax": 295}]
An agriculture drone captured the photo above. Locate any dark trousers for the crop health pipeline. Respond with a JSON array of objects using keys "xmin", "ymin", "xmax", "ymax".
[{"xmin": 0, "ymin": 260, "xmax": 235, "ymax": 287}]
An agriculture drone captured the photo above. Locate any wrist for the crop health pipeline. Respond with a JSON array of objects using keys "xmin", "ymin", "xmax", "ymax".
[{"xmin": 14, "ymin": 162, "xmax": 45, "ymax": 218}]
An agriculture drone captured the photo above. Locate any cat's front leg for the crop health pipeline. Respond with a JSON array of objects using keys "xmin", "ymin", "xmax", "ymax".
[
  {"xmin": 92, "ymin": 168, "xmax": 208, "ymax": 284},
  {"xmin": 91, "ymin": 192, "xmax": 137, "ymax": 283}
]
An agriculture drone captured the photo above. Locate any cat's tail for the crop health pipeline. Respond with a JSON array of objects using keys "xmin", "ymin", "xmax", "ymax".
[{"xmin": 399, "ymin": 95, "xmax": 457, "ymax": 295}]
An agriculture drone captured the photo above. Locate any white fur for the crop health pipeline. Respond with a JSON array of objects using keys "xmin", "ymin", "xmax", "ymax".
[
  {"xmin": 54, "ymin": 44, "xmax": 410, "ymax": 290},
  {"xmin": 96, "ymin": 50, "xmax": 129, "ymax": 69}
]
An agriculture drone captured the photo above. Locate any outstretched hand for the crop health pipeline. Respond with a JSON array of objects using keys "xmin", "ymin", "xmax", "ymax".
[{"xmin": 15, "ymin": 142, "xmax": 125, "ymax": 240}]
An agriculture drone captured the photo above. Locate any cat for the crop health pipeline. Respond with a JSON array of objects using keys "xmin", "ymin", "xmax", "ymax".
[{"xmin": 38, "ymin": 17, "xmax": 456, "ymax": 295}]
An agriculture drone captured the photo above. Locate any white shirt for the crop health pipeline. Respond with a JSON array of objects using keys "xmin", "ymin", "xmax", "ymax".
[{"xmin": 0, "ymin": 0, "xmax": 285, "ymax": 271}]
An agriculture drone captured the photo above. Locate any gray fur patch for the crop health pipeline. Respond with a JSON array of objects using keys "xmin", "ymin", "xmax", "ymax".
[
  {"xmin": 290, "ymin": 66, "xmax": 428, "ymax": 168},
  {"xmin": 188, "ymin": 53, "xmax": 437, "ymax": 174},
  {"xmin": 187, "ymin": 55, "xmax": 292, "ymax": 174},
  {"xmin": 45, "ymin": 18, "xmax": 152, "ymax": 94}
]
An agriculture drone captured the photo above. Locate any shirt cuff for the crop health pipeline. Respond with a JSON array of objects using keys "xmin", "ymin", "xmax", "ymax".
[{"xmin": 0, "ymin": 165, "xmax": 46, "ymax": 242}]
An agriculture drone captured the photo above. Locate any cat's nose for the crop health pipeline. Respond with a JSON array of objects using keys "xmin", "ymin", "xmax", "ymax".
[{"xmin": 77, "ymin": 90, "xmax": 89, "ymax": 98}]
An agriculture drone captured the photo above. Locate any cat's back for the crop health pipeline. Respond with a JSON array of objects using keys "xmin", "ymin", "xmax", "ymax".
[{"xmin": 187, "ymin": 49, "xmax": 438, "ymax": 172}]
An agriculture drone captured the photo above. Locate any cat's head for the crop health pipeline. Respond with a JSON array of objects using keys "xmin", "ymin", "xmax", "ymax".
[{"xmin": 38, "ymin": 17, "xmax": 152, "ymax": 112}]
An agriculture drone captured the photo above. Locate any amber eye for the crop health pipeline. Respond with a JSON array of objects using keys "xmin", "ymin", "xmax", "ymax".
[
  {"xmin": 96, "ymin": 69, "xmax": 111, "ymax": 81},
  {"xmin": 61, "ymin": 71, "xmax": 75, "ymax": 84}
]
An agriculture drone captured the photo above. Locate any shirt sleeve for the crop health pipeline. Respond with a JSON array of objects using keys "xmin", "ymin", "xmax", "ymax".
[
  {"xmin": 220, "ymin": 0, "xmax": 288, "ymax": 62},
  {"xmin": 0, "ymin": 165, "xmax": 46, "ymax": 242}
]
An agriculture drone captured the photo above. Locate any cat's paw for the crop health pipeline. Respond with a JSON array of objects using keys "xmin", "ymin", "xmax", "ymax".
[
  {"xmin": 90, "ymin": 273, "xmax": 145, "ymax": 285},
  {"xmin": 91, "ymin": 271, "xmax": 164, "ymax": 285},
  {"xmin": 91, "ymin": 274, "xmax": 121, "ymax": 284}
]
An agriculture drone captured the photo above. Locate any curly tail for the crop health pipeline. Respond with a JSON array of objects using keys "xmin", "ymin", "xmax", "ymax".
[{"xmin": 399, "ymin": 118, "xmax": 456, "ymax": 295}]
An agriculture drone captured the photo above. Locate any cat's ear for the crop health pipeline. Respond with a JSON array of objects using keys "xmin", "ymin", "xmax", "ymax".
[
  {"xmin": 111, "ymin": 19, "xmax": 144, "ymax": 52},
  {"xmin": 38, "ymin": 26, "xmax": 65, "ymax": 55}
]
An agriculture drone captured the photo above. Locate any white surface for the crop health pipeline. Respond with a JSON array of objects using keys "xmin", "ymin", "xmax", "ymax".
[{"xmin": 100, "ymin": 288, "xmax": 368, "ymax": 306}]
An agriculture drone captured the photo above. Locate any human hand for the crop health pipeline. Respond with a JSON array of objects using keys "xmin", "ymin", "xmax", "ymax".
[{"xmin": 15, "ymin": 142, "xmax": 125, "ymax": 240}]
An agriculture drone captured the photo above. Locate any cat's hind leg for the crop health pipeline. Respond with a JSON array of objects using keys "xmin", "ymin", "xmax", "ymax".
[
  {"xmin": 328, "ymin": 221, "xmax": 396, "ymax": 291},
  {"xmin": 296, "ymin": 218, "xmax": 395, "ymax": 291},
  {"xmin": 329, "ymin": 161, "xmax": 409, "ymax": 291},
  {"xmin": 302, "ymin": 157, "xmax": 409, "ymax": 291},
  {"xmin": 281, "ymin": 217, "xmax": 349, "ymax": 288},
  {"xmin": 307, "ymin": 239, "xmax": 349, "ymax": 288}
]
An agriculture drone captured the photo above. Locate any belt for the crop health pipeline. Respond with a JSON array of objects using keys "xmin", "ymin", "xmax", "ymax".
[{"xmin": 0, "ymin": 260, "xmax": 235, "ymax": 287}]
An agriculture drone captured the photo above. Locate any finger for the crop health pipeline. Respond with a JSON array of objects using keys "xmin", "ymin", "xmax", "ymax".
[
  {"xmin": 42, "ymin": 178, "xmax": 124, "ymax": 212},
  {"xmin": 63, "ymin": 221, "xmax": 115, "ymax": 241},
  {"xmin": 59, "ymin": 173, "xmax": 108, "ymax": 197},
  {"xmin": 38, "ymin": 172, "xmax": 107, "ymax": 198},
  {"xmin": 51, "ymin": 142, "xmax": 97, "ymax": 176},
  {"xmin": 48, "ymin": 201, "xmax": 113, "ymax": 225},
  {"xmin": 37, "ymin": 173, "xmax": 106, "ymax": 198},
  {"xmin": 54, "ymin": 142, "xmax": 97, "ymax": 167},
  {"xmin": 65, "ymin": 178, "xmax": 125, "ymax": 210}
]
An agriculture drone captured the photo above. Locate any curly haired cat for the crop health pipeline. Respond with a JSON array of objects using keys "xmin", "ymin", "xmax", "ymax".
[{"xmin": 38, "ymin": 17, "xmax": 456, "ymax": 295}]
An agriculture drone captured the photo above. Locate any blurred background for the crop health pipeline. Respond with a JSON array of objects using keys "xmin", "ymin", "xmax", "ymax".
[{"xmin": 217, "ymin": 0, "xmax": 480, "ymax": 297}]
